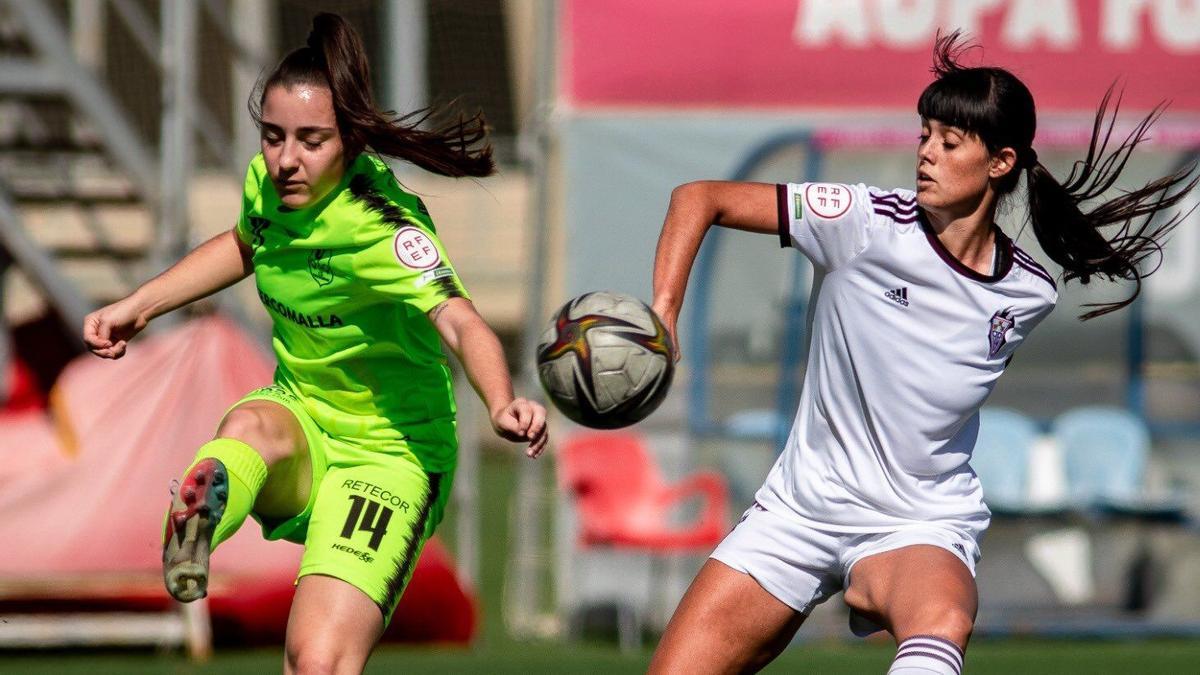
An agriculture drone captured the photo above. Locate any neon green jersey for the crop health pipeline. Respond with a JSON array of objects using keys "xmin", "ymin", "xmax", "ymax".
[{"xmin": 235, "ymin": 153, "xmax": 467, "ymax": 471}]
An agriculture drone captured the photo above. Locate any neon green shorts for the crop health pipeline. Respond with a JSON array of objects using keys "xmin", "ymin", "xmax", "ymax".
[{"xmin": 223, "ymin": 384, "xmax": 456, "ymax": 621}]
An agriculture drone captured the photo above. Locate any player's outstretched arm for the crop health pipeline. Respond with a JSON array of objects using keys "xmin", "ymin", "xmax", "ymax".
[
  {"xmin": 429, "ymin": 297, "xmax": 548, "ymax": 458},
  {"xmin": 651, "ymin": 181, "xmax": 778, "ymax": 358},
  {"xmin": 82, "ymin": 228, "xmax": 254, "ymax": 359}
]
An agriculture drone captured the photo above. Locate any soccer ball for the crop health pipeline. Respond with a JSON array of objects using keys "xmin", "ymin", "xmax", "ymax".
[{"xmin": 536, "ymin": 291, "xmax": 676, "ymax": 429}]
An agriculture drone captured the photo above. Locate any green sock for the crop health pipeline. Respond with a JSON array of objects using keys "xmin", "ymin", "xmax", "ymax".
[{"xmin": 183, "ymin": 438, "xmax": 269, "ymax": 548}]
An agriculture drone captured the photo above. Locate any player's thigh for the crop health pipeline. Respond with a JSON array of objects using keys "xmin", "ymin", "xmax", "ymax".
[
  {"xmin": 217, "ymin": 389, "xmax": 317, "ymax": 520},
  {"xmin": 284, "ymin": 574, "xmax": 383, "ymax": 675},
  {"xmin": 299, "ymin": 460, "xmax": 448, "ymax": 622},
  {"xmin": 216, "ymin": 398, "xmax": 308, "ymax": 466},
  {"xmin": 649, "ymin": 559, "xmax": 806, "ymax": 675},
  {"xmin": 843, "ymin": 544, "xmax": 977, "ymax": 647}
]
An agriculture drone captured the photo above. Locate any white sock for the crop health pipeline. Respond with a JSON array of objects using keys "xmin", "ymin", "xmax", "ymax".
[{"xmin": 886, "ymin": 635, "xmax": 964, "ymax": 674}]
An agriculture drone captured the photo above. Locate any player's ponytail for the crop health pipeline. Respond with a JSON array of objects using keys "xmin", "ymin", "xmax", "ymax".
[
  {"xmin": 250, "ymin": 12, "xmax": 494, "ymax": 178},
  {"xmin": 921, "ymin": 31, "xmax": 1197, "ymax": 320},
  {"xmin": 1023, "ymin": 94, "xmax": 1197, "ymax": 319}
]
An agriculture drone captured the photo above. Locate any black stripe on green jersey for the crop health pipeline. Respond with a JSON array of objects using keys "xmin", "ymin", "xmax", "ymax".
[
  {"xmin": 381, "ymin": 472, "xmax": 443, "ymax": 613},
  {"xmin": 347, "ymin": 173, "xmax": 421, "ymax": 231},
  {"xmin": 429, "ymin": 274, "xmax": 466, "ymax": 301},
  {"xmin": 347, "ymin": 169, "xmax": 466, "ymax": 301}
]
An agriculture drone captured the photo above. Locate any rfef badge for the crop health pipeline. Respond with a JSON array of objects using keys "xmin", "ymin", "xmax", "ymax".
[{"xmin": 393, "ymin": 226, "xmax": 440, "ymax": 270}]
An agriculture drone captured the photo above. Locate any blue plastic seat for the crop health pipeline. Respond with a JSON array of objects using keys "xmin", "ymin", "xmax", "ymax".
[
  {"xmin": 1052, "ymin": 406, "xmax": 1150, "ymax": 507},
  {"xmin": 973, "ymin": 407, "xmax": 1040, "ymax": 512}
]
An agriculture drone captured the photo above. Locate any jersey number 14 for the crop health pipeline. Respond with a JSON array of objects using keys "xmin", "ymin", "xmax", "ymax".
[{"xmin": 340, "ymin": 495, "xmax": 393, "ymax": 551}]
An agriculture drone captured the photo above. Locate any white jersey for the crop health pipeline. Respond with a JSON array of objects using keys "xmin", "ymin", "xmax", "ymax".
[{"xmin": 756, "ymin": 182, "xmax": 1057, "ymax": 539}]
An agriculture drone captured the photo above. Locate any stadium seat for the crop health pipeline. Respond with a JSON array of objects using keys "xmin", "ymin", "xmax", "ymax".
[
  {"xmin": 556, "ymin": 431, "xmax": 730, "ymax": 550},
  {"xmin": 556, "ymin": 431, "xmax": 730, "ymax": 649},
  {"xmin": 1053, "ymin": 406, "xmax": 1150, "ymax": 506},
  {"xmin": 1052, "ymin": 406, "xmax": 1187, "ymax": 521},
  {"xmin": 973, "ymin": 407, "xmax": 1040, "ymax": 513}
]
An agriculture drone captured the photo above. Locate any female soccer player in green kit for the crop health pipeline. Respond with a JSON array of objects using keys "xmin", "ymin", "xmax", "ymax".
[{"xmin": 81, "ymin": 13, "xmax": 547, "ymax": 673}]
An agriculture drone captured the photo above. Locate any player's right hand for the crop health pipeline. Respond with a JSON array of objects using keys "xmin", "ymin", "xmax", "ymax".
[
  {"xmin": 82, "ymin": 297, "xmax": 149, "ymax": 359},
  {"xmin": 490, "ymin": 397, "xmax": 549, "ymax": 459}
]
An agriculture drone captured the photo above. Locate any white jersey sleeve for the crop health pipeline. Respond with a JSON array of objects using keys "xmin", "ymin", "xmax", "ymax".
[{"xmin": 777, "ymin": 182, "xmax": 875, "ymax": 270}]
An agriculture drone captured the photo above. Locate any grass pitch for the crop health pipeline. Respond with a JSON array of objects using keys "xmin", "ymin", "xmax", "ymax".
[{"xmin": 2, "ymin": 639, "xmax": 1200, "ymax": 674}]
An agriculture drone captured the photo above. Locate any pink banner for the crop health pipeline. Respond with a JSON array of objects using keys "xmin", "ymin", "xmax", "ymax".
[{"xmin": 565, "ymin": 0, "xmax": 1200, "ymax": 112}]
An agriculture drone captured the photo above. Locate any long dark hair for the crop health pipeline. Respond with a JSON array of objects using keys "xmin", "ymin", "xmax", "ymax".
[
  {"xmin": 919, "ymin": 32, "xmax": 1197, "ymax": 319},
  {"xmin": 249, "ymin": 12, "xmax": 494, "ymax": 178}
]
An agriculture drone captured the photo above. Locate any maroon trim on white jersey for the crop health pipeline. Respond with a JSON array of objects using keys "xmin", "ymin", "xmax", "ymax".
[
  {"xmin": 1012, "ymin": 246, "xmax": 1058, "ymax": 291},
  {"xmin": 870, "ymin": 191, "xmax": 917, "ymax": 210},
  {"xmin": 871, "ymin": 193, "xmax": 919, "ymax": 224},
  {"xmin": 776, "ymin": 183, "xmax": 790, "ymax": 248},
  {"xmin": 920, "ymin": 214, "xmax": 1014, "ymax": 283}
]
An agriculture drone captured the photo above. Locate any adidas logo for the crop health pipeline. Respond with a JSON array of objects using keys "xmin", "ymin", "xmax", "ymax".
[{"xmin": 885, "ymin": 287, "xmax": 909, "ymax": 306}]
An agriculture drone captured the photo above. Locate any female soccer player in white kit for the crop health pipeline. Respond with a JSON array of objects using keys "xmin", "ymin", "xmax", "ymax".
[{"xmin": 647, "ymin": 34, "xmax": 1196, "ymax": 674}]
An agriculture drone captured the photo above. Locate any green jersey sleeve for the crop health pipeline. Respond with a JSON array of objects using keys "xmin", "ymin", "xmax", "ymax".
[
  {"xmin": 352, "ymin": 224, "xmax": 469, "ymax": 313},
  {"xmin": 235, "ymin": 155, "xmax": 269, "ymax": 247},
  {"xmin": 343, "ymin": 161, "xmax": 470, "ymax": 314}
]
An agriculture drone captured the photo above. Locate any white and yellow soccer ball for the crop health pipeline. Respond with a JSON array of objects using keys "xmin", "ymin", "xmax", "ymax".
[{"xmin": 536, "ymin": 291, "xmax": 676, "ymax": 429}]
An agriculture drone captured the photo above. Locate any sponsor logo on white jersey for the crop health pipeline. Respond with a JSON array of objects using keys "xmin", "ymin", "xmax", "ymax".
[
  {"xmin": 804, "ymin": 183, "xmax": 853, "ymax": 219},
  {"xmin": 885, "ymin": 287, "xmax": 909, "ymax": 306}
]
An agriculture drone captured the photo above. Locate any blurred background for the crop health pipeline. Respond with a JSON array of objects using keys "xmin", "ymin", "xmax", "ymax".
[{"xmin": 1, "ymin": 1, "xmax": 1199, "ymax": 673}]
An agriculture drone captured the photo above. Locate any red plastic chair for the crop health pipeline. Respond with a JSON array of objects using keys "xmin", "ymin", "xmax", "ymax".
[{"xmin": 557, "ymin": 431, "xmax": 730, "ymax": 551}]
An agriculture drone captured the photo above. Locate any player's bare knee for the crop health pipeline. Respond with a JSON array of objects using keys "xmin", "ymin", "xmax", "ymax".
[
  {"xmin": 753, "ymin": 634, "xmax": 795, "ymax": 670},
  {"xmin": 946, "ymin": 608, "xmax": 975, "ymax": 644},
  {"xmin": 216, "ymin": 405, "xmax": 296, "ymax": 464},
  {"xmin": 903, "ymin": 605, "xmax": 974, "ymax": 646},
  {"xmin": 285, "ymin": 642, "xmax": 350, "ymax": 675}
]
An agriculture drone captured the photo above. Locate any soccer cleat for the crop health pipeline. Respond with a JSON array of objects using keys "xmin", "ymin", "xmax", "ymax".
[{"xmin": 162, "ymin": 458, "xmax": 228, "ymax": 602}]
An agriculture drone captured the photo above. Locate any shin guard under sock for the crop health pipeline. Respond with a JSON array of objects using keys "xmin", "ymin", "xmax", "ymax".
[{"xmin": 183, "ymin": 438, "xmax": 268, "ymax": 548}]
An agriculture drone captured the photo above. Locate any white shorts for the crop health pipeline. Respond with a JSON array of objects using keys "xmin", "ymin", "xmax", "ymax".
[{"xmin": 710, "ymin": 502, "xmax": 980, "ymax": 635}]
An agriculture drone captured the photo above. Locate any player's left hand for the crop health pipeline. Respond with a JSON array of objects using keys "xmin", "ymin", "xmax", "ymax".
[{"xmin": 491, "ymin": 397, "xmax": 549, "ymax": 458}]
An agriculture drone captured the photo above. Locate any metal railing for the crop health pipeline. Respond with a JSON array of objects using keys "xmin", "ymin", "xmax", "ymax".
[{"xmin": 0, "ymin": 0, "xmax": 267, "ymax": 334}]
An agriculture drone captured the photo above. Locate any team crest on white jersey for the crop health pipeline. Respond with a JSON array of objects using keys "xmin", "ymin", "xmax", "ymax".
[
  {"xmin": 988, "ymin": 309, "xmax": 1015, "ymax": 358},
  {"xmin": 803, "ymin": 183, "xmax": 852, "ymax": 219}
]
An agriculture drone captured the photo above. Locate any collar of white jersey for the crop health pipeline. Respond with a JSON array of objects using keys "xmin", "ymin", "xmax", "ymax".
[{"xmin": 919, "ymin": 210, "xmax": 1013, "ymax": 283}]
